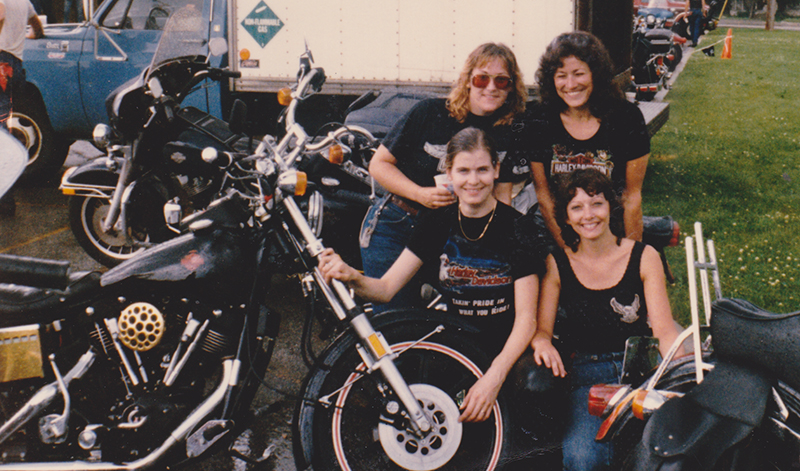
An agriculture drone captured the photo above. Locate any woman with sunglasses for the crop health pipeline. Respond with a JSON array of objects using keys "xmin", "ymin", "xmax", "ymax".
[
  {"xmin": 532, "ymin": 168, "xmax": 681, "ymax": 471},
  {"xmin": 521, "ymin": 31, "xmax": 650, "ymax": 250},
  {"xmin": 361, "ymin": 42, "xmax": 529, "ymax": 314},
  {"xmin": 322, "ymin": 127, "xmax": 544, "ymax": 424}
]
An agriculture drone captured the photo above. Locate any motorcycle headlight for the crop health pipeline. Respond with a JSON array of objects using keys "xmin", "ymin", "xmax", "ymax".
[
  {"xmin": 92, "ymin": 124, "xmax": 117, "ymax": 151},
  {"xmin": 646, "ymin": 14, "xmax": 657, "ymax": 26}
]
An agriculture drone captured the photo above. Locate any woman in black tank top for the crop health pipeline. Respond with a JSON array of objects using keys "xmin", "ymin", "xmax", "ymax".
[{"xmin": 531, "ymin": 169, "xmax": 681, "ymax": 471}]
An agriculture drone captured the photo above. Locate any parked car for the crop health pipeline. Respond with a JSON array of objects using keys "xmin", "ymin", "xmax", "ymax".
[{"xmin": 635, "ymin": 0, "xmax": 685, "ymax": 27}]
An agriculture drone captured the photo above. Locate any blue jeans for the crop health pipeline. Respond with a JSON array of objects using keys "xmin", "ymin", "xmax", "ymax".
[
  {"xmin": 690, "ymin": 9, "xmax": 703, "ymax": 45},
  {"xmin": 359, "ymin": 195, "xmax": 422, "ymax": 314},
  {"xmin": 562, "ymin": 352, "xmax": 624, "ymax": 471}
]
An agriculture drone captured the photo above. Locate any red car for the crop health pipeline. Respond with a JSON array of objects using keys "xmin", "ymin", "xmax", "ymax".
[{"xmin": 633, "ymin": 0, "xmax": 685, "ymax": 15}]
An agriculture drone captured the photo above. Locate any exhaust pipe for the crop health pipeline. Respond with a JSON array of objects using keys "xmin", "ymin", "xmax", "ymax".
[{"xmin": 0, "ymin": 359, "xmax": 238, "ymax": 471}]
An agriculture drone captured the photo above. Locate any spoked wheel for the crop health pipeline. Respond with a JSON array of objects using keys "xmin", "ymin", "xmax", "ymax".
[
  {"xmin": 302, "ymin": 322, "xmax": 509, "ymax": 471},
  {"xmin": 68, "ymin": 196, "xmax": 150, "ymax": 267}
]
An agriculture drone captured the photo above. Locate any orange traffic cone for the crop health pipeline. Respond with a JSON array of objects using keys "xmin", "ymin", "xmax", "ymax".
[{"xmin": 721, "ymin": 28, "xmax": 733, "ymax": 59}]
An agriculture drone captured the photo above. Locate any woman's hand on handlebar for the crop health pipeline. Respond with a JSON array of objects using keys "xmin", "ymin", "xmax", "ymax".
[
  {"xmin": 416, "ymin": 186, "xmax": 456, "ymax": 209},
  {"xmin": 318, "ymin": 248, "xmax": 359, "ymax": 285}
]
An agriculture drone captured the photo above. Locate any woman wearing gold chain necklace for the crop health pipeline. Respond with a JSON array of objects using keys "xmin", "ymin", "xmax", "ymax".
[{"xmin": 319, "ymin": 127, "xmax": 545, "ymax": 424}]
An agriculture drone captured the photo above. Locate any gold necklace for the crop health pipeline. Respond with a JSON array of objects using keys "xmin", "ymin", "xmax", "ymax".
[{"xmin": 458, "ymin": 203, "xmax": 496, "ymax": 242}]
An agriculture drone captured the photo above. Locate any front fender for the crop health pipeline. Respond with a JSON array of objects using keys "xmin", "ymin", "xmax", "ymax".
[{"xmin": 60, "ymin": 158, "xmax": 121, "ymax": 198}]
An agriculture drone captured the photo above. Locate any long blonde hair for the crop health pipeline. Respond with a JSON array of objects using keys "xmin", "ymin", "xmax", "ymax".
[{"xmin": 446, "ymin": 43, "xmax": 527, "ymax": 126}]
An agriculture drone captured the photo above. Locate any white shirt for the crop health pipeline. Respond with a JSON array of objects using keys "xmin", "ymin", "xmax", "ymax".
[{"xmin": 0, "ymin": 0, "xmax": 36, "ymax": 60}]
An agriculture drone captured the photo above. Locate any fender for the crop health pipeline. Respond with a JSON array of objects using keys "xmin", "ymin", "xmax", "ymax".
[
  {"xmin": 293, "ymin": 308, "xmax": 485, "ymax": 468},
  {"xmin": 60, "ymin": 158, "xmax": 121, "ymax": 199}
]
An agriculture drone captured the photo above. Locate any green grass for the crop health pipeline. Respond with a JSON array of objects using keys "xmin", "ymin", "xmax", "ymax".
[{"xmin": 646, "ymin": 27, "xmax": 800, "ymax": 324}]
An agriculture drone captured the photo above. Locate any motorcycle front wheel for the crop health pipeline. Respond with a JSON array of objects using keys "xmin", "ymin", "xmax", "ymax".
[
  {"xmin": 296, "ymin": 318, "xmax": 509, "ymax": 471},
  {"xmin": 68, "ymin": 196, "xmax": 152, "ymax": 267}
]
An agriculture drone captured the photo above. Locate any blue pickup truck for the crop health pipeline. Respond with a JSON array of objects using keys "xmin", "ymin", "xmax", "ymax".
[{"xmin": 20, "ymin": 0, "xmax": 227, "ymax": 174}]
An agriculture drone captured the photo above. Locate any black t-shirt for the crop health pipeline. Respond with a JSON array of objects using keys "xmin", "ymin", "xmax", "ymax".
[
  {"xmin": 406, "ymin": 202, "xmax": 545, "ymax": 355},
  {"xmin": 382, "ymin": 98, "xmax": 524, "ymax": 187},
  {"xmin": 554, "ymin": 241, "xmax": 652, "ymax": 354},
  {"xmin": 516, "ymin": 100, "xmax": 650, "ymax": 197},
  {"xmin": 689, "ymin": 0, "xmax": 702, "ymax": 9}
]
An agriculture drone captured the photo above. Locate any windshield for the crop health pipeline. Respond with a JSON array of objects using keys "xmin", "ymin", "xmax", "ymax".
[{"xmin": 146, "ymin": 3, "xmax": 207, "ymax": 81}]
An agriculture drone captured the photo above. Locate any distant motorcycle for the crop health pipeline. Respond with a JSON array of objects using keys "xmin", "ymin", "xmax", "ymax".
[{"xmin": 631, "ymin": 14, "xmax": 683, "ymax": 101}]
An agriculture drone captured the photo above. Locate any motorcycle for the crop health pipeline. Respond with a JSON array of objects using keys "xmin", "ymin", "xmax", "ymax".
[
  {"xmin": 587, "ymin": 222, "xmax": 800, "ymax": 470},
  {"xmin": 59, "ymin": 6, "xmax": 248, "ymax": 267},
  {"xmin": 631, "ymin": 13, "xmax": 683, "ymax": 101},
  {"xmin": 672, "ymin": 0, "xmax": 723, "ymax": 42},
  {"xmin": 0, "ymin": 46, "xmax": 506, "ymax": 471}
]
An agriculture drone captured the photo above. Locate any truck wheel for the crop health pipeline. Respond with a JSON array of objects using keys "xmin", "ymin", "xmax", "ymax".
[{"xmin": 11, "ymin": 94, "xmax": 70, "ymax": 176}]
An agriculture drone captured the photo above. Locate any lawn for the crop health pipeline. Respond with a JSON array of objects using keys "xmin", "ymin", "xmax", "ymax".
[{"xmin": 645, "ymin": 26, "xmax": 800, "ymax": 324}]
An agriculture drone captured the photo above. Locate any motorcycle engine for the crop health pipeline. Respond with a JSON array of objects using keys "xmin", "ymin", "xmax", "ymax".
[{"xmin": 0, "ymin": 292, "xmax": 243, "ymax": 463}]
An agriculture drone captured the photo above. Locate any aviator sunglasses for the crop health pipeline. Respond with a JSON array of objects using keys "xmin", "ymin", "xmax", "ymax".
[{"xmin": 471, "ymin": 74, "xmax": 513, "ymax": 90}]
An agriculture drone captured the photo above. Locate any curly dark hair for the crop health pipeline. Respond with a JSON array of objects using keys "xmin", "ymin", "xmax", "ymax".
[
  {"xmin": 446, "ymin": 43, "xmax": 527, "ymax": 126},
  {"xmin": 535, "ymin": 31, "xmax": 624, "ymax": 117},
  {"xmin": 555, "ymin": 168, "xmax": 625, "ymax": 252}
]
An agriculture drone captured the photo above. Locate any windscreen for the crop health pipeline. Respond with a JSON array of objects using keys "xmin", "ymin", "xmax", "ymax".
[{"xmin": 146, "ymin": 3, "xmax": 207, "ymax": 81}]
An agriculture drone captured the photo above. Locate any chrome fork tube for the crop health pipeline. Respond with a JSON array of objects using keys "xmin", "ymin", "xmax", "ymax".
[{"xmin": 101, "ymin": 147, "xmax": 133, "ymax": 233}]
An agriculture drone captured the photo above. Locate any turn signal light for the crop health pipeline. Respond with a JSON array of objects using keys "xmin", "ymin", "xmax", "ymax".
[
  {"xmin": 588, "ymin": 384, "xmax": 630, "ymax": 417},
  {"xmin": 327, "ymin": 145, "xmax": 344, "ymax": 164},
  {"xmin": 277, "ymin": 88, "xmax": 293, "ymax": 106},
  {"xmin": 295, "ymin": 171, "xmax": 307, "ymax": 196}
]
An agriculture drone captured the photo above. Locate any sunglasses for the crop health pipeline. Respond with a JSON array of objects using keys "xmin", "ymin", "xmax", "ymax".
[{"xmin": 471, "ymin": 74, "xmax": 513, "ymax": 90}]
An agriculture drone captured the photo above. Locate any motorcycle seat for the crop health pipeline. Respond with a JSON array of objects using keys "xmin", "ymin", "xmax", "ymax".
[
  {"xmin": 712, "ymin": 297, "xmax": 800, "ymax": 391},
  {"xmin": 644, "ymin": 29, "xmax": 673, "ymax": 42},
  {"xmin": 0, "ymin": 271, "xmax": 102, "ymax": 328}
]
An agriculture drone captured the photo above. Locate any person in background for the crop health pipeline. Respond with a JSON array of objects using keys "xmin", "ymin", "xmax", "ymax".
[
  {"xmin": 685, "ymin": 0, "xmax": 708, "ymax": 47},
  {"xmin": 323, "ymin": 127, "xmax": 544, "ymax": 423},
  {"xmin": 521, "ymin": 31, "xmax": 650, "ymax": 250},
  {"xmin": 362, "ymin": 42, "xmax": 528, "ymax": 313},
  {"xmin": 532, "ymin": 168, "xmax": 681, "ymax": 471},
  {"xmin": 63, "ymin": 0, "xmax": 83, "ymax": 22},
  {"xmin": 0, "ymin": 0, "xmax": 44, "ymax": 217}
]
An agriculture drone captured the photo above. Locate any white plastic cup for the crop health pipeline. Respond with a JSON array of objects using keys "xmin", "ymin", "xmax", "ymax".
[{"xmin": 433, "ymin": 174, "xmax": 453, "ymax": 194}]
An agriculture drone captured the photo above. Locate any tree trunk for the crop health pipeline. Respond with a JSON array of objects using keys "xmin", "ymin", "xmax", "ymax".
[{"xmin": 766, "ymin": 0, "xmax": 777, "ymax": 29}]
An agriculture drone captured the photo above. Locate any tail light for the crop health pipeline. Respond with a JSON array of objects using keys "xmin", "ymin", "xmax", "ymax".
[
  {"xmin": 667, "ymin": 53, "xmax": 675, "ymax": 62},
  {"xmin": 588, "ymin": 384, "xmax": 631, "ymax": 418},
  {"xmin": 669, "ymin": 221, "xmax": 681, "ymax": 247}
]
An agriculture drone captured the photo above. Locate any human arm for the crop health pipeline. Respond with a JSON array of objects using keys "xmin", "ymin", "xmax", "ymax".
[
  {"xmin": 531, "ymin": 162, "xmax": 566, "ymax": 249},
  {"xmin": 369, "ymin": 144, "xmax": 455, "ymax": 209},
  {"xmin": 531, "ymin": 255, "xmax": 567, "ymax": 377},
  {"xmin": 459, "ymin": 273, "xmax": 539, "ymax": 422},
  {"xmin": 318, "ymin": 247, "xmax": 423, "ymax": 304},
  {"xmin": 623, "ymin": 154, "xmax": 648, "ymax": 242},
  {"xmin": 640, "ymin": 245, "xmax": 683, "ymax": 358},
  {"xmin": 27, "ymin": 12, "xmax": 44, "ymax": 39}
]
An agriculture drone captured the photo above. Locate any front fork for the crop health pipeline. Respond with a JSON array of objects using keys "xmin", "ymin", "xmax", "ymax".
[
  {"xmin": 101, "ymin": 146, "xmax": 134, "ymax": 235},
  {"xmin": 282, "ymin": 195, "xmax": 432, "ymax": 435}
]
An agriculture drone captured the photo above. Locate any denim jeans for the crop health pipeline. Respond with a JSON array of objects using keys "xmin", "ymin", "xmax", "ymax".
[
  {"xmin": 690, "ymin": 9, "xmax": 704, "ymax": 46},
  {"xmin": 359, "ymin": 195, "xmax": 422, "ymax": 314},
  {"xmin": 562, "ymin": 352, "xmax": 624, "ymax": 471}
]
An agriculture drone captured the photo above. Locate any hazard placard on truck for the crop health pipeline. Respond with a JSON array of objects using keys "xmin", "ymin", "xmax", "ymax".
[{"xmin": 229, "ymin": 0, "xmax": 575, "ymax": 95}]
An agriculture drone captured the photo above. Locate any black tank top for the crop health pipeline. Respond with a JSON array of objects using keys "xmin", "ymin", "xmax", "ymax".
[{"xmin": 554, "ymin": 241, "xmax": 652, "ymax": 354}]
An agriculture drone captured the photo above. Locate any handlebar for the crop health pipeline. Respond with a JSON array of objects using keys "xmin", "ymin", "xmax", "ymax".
[{"xmin": 208, "ymin": 67, "xmax": 242, "ymax": 81}]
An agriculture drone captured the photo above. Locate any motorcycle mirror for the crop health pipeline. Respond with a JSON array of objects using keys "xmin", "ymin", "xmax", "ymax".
[
  {"xmin": 0, "ymin": 129, "xmax": 27, "ymax": 199},
  {"xmin": 208, "ymin": 37, "xmax": 228, "ymax": 57}
]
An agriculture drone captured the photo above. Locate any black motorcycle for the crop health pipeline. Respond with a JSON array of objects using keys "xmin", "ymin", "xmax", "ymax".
[
  {"xmin": 0, "ymin": 49, "xmax": 506, "ymax": 471},
  {"xmin": 586, "ymin": 222, "xmax": 800, "ymax": 470},
  {"xmin": 631, "ymin": 13, "xmax": 682, "ymax": 101}
]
